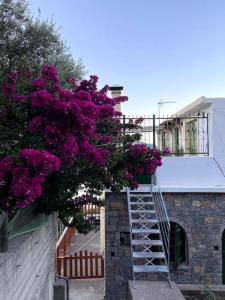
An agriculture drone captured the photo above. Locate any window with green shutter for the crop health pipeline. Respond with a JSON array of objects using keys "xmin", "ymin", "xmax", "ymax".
[{"xmin": 185, "ymin": 119, "xmax": 198, "ymax": 154}]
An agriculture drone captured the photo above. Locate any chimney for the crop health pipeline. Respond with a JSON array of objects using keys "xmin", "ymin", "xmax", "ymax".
[{"xmin": 109, "ymin": 85, "xmax": 123, "ymax": 112}]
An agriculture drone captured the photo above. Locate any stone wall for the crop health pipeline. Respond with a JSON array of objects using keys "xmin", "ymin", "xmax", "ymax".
[
  {"xmin": 105, "ymin": 191, "xmax": 225, "ymax": 298},
  {"xmin": 164, "ymin": 192, "xmax": 225, "ymax": 285},
  {"xmin": 105, "ymin": 192, "xmax": 133, "ymax": 300},
  {"xmin": 0, "ymin": 214, "xmax": 57, "ymax": 300}
]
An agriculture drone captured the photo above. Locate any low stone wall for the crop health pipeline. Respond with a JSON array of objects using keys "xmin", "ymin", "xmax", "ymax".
[
  {"xmin": 0, "ymin": 214, "xmax": 57, "ymax": 300},
  {"xmin": 164, "ymin": 193, "xmax": 225, "ymax": 284}
]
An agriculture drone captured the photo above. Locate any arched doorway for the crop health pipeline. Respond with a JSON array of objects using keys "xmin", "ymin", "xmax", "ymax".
[
  {"xmin": 170, "ymin": 222, "xmax": 188, "ymax": 268},
  {"xmin": 222, "ymin": 230, "xmax": 225, "ymax": 284}
]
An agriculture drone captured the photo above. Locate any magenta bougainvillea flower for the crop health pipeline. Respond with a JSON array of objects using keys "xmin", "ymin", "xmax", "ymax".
[
  {"xmin": 0, "ymin": 65, "xmax": 163, "ymax": 217},
  {"xmin": 0, "ymin": 149, "xmax": 60, "ymax": 210}
]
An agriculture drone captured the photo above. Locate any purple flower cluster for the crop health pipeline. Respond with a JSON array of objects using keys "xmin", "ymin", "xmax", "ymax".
[
  {"xmin": 41, "ymin": 65, "xmax": 59, "ymax": 84},
  {"xmin": 1, "ymin": 71, "xmax": 18, "ymax": 101},
  {"xmin": 130, "ymin": 144, "xmax": 147, "ymax": 158},
  {"xmin": 31, "ymin": 90, "xmax": 53, "ymax": 107},
  {"xmin": 163, "ymin": 147, "xmax": 171, "ymax": 156},
  {"xmin": 59, "ymin": 135, "xmax": 78, "ymax": 165},
  {"xmin": 122, "ymin": 146, "xmax": 163, "ymax": 189},
  {"xmin": 16, "ymin": 95, "xmax": 26, "ymax": 102},
  {"xmin": 0, "ymin": 149, "xmax": 61, "ymax": 210},
  {"xmin": 32, "ymin": 78, "xmax": 45, "ymax": 90},
  {"xmin": 134, "ymin": 117, "xmax": 144, "ymax": 124},
  {"xmin": 0, "ymin": 156, "xmax": 12, "ymax": 182},
  {"xmin": 25, "ymin": 66, "xmax": 126, "ymax": 166},
  {"xmin": 0, "ymin": 64, "xmax": 164, "ymax": 213}
]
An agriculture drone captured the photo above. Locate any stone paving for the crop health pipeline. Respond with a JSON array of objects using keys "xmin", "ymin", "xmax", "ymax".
[
  {"xmin": 69, "ymin": 229, "xmax": 100, "ymax": 255},
  {"xmin": 69, "ymin": 279, "xmax": 105, "ymax": 300},
  {"xmin": 68, "ymin": 230, "xmax": 104, "ymax": 299}
]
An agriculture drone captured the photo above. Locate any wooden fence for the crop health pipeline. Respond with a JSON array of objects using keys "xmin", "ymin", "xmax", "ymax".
[
  {"xmin": 56, "ymin": 226, "xmax": 75, "ymax": 257},
  {"xmin": 56, "ymin": 250, "xmax": 104, "ymax": 279}
]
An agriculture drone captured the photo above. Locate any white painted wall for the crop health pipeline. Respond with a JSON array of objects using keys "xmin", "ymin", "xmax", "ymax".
[
  {"xmin": 210, "ymin": 105, "xmax": 225, "ymax": 174},
  {"xmin": 0, "ymin": 215, "xmax": 56, "ymax": 300},
  {"xmin": 156, "ymin": 156, "xmax": 225, "ymax": 192}
]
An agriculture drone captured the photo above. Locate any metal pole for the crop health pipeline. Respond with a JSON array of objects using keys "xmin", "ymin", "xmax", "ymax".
[
  {"xmin": 123, "ymin": 115, "xmax": 126, "ymax": 135},
  {"xmin": 207, "ymin": 113, "xmax": 210, "ymax": 155},
  {"xmin": 66, "ymin": 278, "xmax": 69, "ymax": 300},
  {"xmin": 153, "ymin": 114, "xmax": 156, "ymax": 148}
]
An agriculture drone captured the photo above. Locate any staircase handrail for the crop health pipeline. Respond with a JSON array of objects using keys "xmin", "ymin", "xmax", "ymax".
[{"xmin": 151, "ymin": 174, "xmax": 170, "ymax": 270}]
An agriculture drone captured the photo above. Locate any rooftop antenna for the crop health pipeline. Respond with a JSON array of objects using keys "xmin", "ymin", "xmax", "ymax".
[{"xmin": 157, "ymin": 98, "xmax": 176, "ymax": 116}]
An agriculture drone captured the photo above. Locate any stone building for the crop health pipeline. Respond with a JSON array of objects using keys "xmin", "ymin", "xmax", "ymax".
[
  {"xmin": 105, "ymin": 97, "xmax": 225, "ymax": 299},
  {"xmin": 158, "ymin": 156, "xmax": 225, "ymax": 285}
]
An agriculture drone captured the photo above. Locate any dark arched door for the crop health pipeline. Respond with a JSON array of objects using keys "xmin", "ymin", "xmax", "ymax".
[
  {"xmin": 222, "ymin": 230, "xmax": 225, "ymax": 284},
  {"xmin": 170, "ymin": 222, "xmax": 188, "ymax": 267}
]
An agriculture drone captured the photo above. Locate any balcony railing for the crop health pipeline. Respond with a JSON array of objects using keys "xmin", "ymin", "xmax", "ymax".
[{"xmin": 121, "ymin": 114, "xmax": 209, "ymax": 156}]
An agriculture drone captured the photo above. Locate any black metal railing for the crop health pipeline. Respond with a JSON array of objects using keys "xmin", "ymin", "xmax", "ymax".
[{"xmin": 121, "ymin": 114, "xmax": 209, "ymax": 156}]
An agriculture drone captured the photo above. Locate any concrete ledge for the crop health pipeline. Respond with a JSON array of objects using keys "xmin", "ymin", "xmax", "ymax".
[
  {"xmin": 178, "ymin": 284, "xmax": 225, "ymax": 292},
  {"xmin": 128, "ymin": 280, "xmax": 185, "ymax": 300},
  {"xmin": 178, "ymin": 284, "xmax": 225, "ymax": 299},
  {"xmin": 106, "ymin": 184, "xmax": 225, "ymax": 193}
]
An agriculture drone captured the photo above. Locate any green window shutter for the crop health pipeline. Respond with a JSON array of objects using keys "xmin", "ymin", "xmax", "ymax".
[
  {"xmin": 8, "ymin": 202, "xmax": 48, "ymax": 240},
  {"xmin": 189, "ymin": 121, "xmax": 197, "ymax": 154}
]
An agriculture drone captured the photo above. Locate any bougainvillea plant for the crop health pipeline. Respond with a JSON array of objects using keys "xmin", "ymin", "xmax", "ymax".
[{"xmin": 0, "ymin": 65, "xmax": 165, "ymax": 232}]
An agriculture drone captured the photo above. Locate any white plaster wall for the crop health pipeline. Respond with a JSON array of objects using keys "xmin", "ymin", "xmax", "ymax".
[
  {"xmin": 210, "ymin": 105, "xmax": 225, "ymax": 174},
  {"xmin": 0, "ymin": 215, "xmax": 57, "ymax": 300},
  {"xmin": 157, "ymin": 156, "xmax": 225, "ymax": 192}
]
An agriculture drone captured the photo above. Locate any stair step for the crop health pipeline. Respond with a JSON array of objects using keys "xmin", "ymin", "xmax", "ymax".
[
  {"xmin": 131, "ymin": 219, "xmax": 158, "ymax": 224},
  {"xmin": 130, "ymin": 194, "xmax": 152, "ymax": 197},
  {"xmin": 132, "ymin": 228, "xmax": 160, "ymax": 234},
  {"xmin": 133, "ymin": 252, "xmax": 165, "ymax": 259},
  {"xmin": 130, "ymin": 202, "xmax": 154, "ymax": 205},
  {"xmin": 132, "ymin": 239, "xmax": 163, "ymax": 246},
  {"xmin": 133, "ymin": 265, "xmax": 168, "ymax": 273},
  {"xmin": 131, "ymin": 210, "xmax": 156, "ymax": 214}
]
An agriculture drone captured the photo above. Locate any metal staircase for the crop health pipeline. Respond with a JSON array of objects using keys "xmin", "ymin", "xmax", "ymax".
[{"xmin": 127, "ymin": 175, "xmax": 170, "ymax": 282}]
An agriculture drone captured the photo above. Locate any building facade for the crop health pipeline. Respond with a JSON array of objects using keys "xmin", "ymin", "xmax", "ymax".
[{"xmin": 105, "ymin": 96, "xmax": 225, "ymax": 299}]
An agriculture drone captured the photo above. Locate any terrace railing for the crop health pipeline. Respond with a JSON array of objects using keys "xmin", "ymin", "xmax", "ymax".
[{"xmin": 121, "ymin": 113, "xmax": 209, "ymax": 156}]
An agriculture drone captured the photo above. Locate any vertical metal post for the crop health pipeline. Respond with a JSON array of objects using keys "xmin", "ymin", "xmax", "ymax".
[
  {"xmin": 153, "ymin": 114, "xmax": 156, "ymax": 148},
  {"xmin": 0, "ymin": 213, "xmax": 8, "ymax": 253},
  {"xmin": 66, "ymin": 278, "xmax": 69, "ymax": 300},
  {"xmin": 123, "ymin": 115, "xmax": 126, "ymax": 135},
  {"xmin": 207, "ymin": 113, "xmax": 210, "ymax": 156}
]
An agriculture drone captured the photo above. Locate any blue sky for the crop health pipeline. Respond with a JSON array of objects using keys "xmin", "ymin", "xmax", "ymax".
[{"xmin": 30, "ymin": 0, "xmax": 225, "ymax": 115}]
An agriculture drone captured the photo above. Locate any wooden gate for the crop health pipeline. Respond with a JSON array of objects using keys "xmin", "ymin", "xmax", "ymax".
[{"xmin": 56, "ymin": 250, "xmax": 104, "ymax": 279}]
